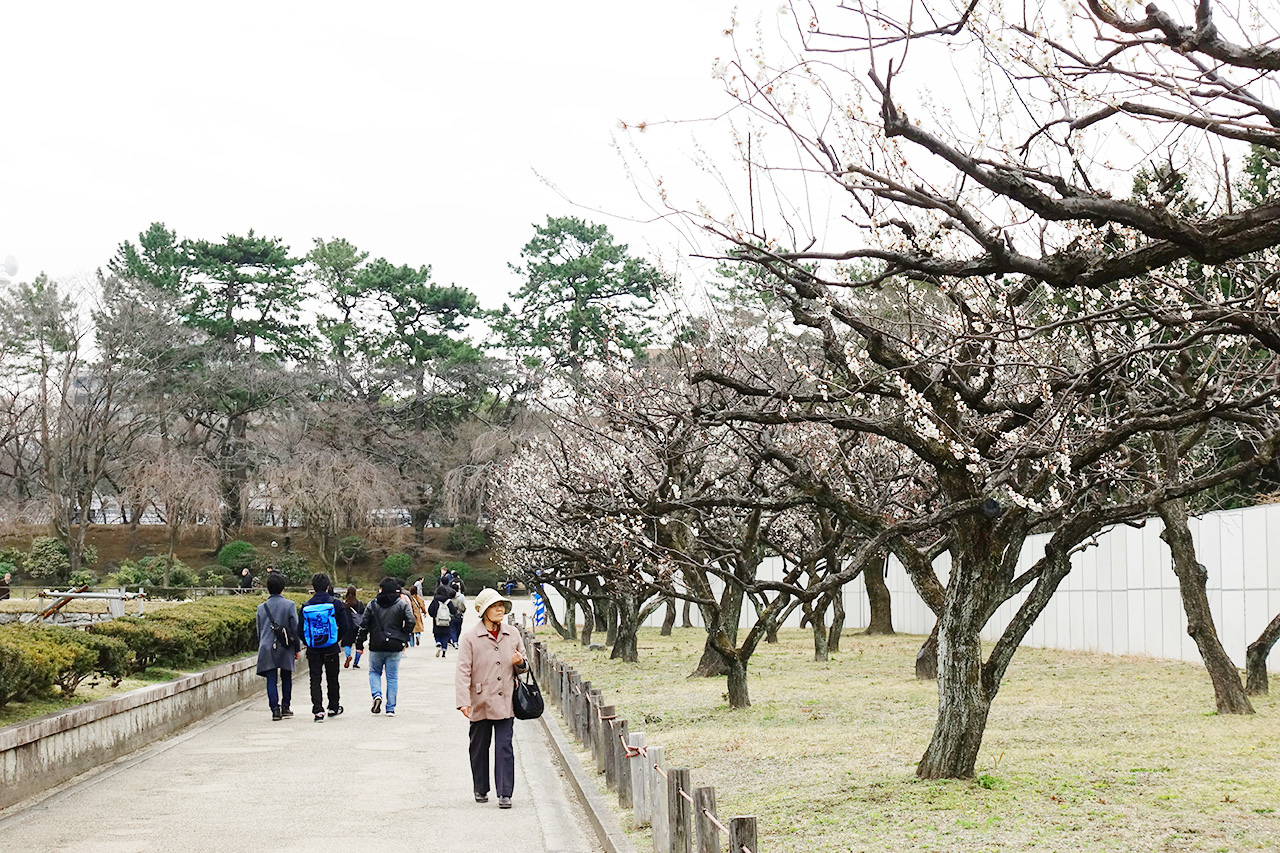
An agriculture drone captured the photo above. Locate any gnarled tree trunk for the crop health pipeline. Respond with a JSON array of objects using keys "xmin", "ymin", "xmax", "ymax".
[
  {"xmin": 1245, "ymin": 612, "xmax": 1280, "ymax": 695},
  {"xmin": 828, "ymin": 590, "xmax": 846, "ymax": 651},
  {"xmin": 916, "ymin": 624, "xmax": 939, "ymax": 680},
  {"xmin": 660, "ymin": 597, "xmax": 676, "ymax": 635},
  {"xmin": 1157, "ymin": 493, "xmax": 1253, "ymax": 714},
  {"xmin": 863, "ymin": 552, "xmax": 894, "ymax": 635}
]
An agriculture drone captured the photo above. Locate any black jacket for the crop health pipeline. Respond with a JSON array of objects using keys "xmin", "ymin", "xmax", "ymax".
[{"xmin": 355, "ymin": 591, "xmax": 415, "ymax": 652}]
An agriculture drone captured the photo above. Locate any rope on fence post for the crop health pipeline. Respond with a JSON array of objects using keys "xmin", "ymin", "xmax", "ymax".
[
  {"xmin": 649, "ymin": 745, "xmax": 668, "ymax": 853},
  {"xmin": 604, "ymin": 716, "xmax": 623, "ymax": 791},
  {"xmin": 594, "ymin": 705, "xmax": 616, "ymax": 775},
  {"xmin": 629, "ymin": 732, "xmax": 650, "ymax": 829},
  {"xmin": 693, "ymin": 787, "xmax": 719, "ymax": 853},
  {"xmin": 729, "ymin": 816, "xmax": 757, "ymax": 853},
  {"xmin": 614, "ymin": 719, "xmax": 631, "ymax": 804},
  {"xmin": 668, "ymin": 767, "xmax": 692, "ymax": 853}
]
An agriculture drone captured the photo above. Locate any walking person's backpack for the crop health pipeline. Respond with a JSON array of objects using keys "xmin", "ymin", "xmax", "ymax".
[
  {"xmin": 301, "ymin": 602, "xmax": 339, "ymax": 648},
  {"xmin": 434, "ymin": 598, "xmax": 453, "ymax": 627}
]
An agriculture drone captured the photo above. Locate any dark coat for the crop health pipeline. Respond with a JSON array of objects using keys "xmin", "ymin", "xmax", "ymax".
[
  {"xmin": 355, "ymin": 591, "xmax": 415, "ymax": 652},
  {"xmin": 297, "ymin": 590, "xmax": 353, "ymax": 657},
  {"xmin": 341, "ymin": 600, "xmax": 365, "ymax": 646},
  {"xmin": 256, "ymin": 594, "xmax": 300, "ymax": 675}
]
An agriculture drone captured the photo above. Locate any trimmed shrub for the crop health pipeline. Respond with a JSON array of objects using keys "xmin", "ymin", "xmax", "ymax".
[
  {"xmin": 88, "ymin": 596, "xmax": 266, "ymax": 672},
  {"xmin": 445, "ymin": 523, "xmax": 487, "ymax": 555},
  {"xmin": 7, "ymin": 626, "xmax": 100, "ymax": 696},
  {"xmin": 216, "ymin": 541, "xmax": 257, "ymax": 571},
  {"xmin": 382, "ymin": 553, "xmax": 413, "ymax": 579},
  {"xmin": 0, "ymin": 634, "xmax": 57, "ymax": 708}
]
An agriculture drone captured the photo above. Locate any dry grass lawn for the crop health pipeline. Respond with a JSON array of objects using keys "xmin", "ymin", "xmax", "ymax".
[{"xmin": 538, "ymin": 627, "xmax": 1280, "ymax": 853}]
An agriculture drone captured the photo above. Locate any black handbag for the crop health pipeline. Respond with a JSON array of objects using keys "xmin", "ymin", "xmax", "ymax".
[{"xmin": 512, "ymin": 669, "xmax": 544, "ymax": 720}]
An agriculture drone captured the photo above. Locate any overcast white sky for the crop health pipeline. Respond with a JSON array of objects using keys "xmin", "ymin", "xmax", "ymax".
[{"xmin": 1, "ymin": 1, "xmax": 780, "ymax": 309}]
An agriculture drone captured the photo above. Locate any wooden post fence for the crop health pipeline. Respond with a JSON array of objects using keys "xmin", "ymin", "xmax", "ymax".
[{"xmin": 516, "ymin": 627, "xmax": 760, "ymax": 852}]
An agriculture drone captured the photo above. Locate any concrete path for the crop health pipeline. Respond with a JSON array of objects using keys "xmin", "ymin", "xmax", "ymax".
[{"xmin": 0, "ymin": 631, "xmax": 603, "ymax": 853}]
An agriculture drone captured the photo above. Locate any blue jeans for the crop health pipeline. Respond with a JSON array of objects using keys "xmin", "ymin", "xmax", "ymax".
[
  {"xmin": 367, "ymin": 650, "xmax": 402, "ymax": 712},
  {"xmin": 262, "ymin": 669, "xmax": 292, "ymax": 711}
]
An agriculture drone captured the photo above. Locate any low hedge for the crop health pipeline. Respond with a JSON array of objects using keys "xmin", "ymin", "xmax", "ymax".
[
  {"xmin": 0, "ymin": 595, "xmax": 306, "ymax": 710},
  {"xmin": 0, "ymin": 624, "xmax": 132, "ymax": 709},
  {"xmin": 88, "ymin": 596, "xmax": 267, "ymax": 672}
]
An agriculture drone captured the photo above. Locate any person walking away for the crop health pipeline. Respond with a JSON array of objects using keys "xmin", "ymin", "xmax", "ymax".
[
  {"xmin": 428, "ymin": 581, "xmax": 455, "ymax": 658},
  {"xmin": 342, "ymin": 585, "xmax": 365, "ymax": 668},
  {"xmin": 449, "ymin": 582, "xmax": 466, "ymax": 649},
  {"xmin": 408, "ymin": 583, "xmax": 427, "ymax": 648},
  {"xmin": 299, "ymin": 573, "xmax": 352, "ymax": 722},
  {"xmin": 256, "ymin": 572, "xmax": 300, "ymax": 720},
  {"xmin": 355, "ymin": 577, "xmax": 415, "ymax": 717},
  {"xmin": 456, "ymin": 587, "xmax": 527, "ymax": 809}
]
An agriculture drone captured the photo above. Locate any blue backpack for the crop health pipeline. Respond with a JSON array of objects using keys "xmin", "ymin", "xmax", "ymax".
[{"xmin": 301, "ymin": 602, "xmax": 339, "ymax": 648}]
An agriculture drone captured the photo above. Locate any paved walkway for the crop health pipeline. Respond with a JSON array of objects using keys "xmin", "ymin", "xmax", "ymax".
[{"xmin": 0, "ymin": 626, "xmax": 603, "ymax": 853}]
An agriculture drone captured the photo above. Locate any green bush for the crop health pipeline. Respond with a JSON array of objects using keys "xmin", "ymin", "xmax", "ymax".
[
  {"xmin": 201, "ymin": 566, "xmax": 229, "ymax": 587},
  {"xmin": 7, "ymin": 626, "xmax": 100, "ymax": 696},
  {"xmin": 0, "ymin": 546, "xmax": 24, "ymax": 568},
  {"xmin": 253, "ymin": 550, "xmax": 310, "ymax": 585},
  {"xmin": 445, "ymin": 523, "xmax": 488, "ymax": 555},
  {"xmin": 107, "ymin": 557, "xmax": 197, "ymax": 589},
  {"xmin": 0, "ymin": 559, "xmax": 18, "ymax": 577},
  {"xmin": 338, "ymin": 536, "xmax": 366, "ymax": 564},
  {"xmin": 383, "ymin": 552, "xmax": 413, "ymax": 579},
  {"xmin": 25, "ymin": 537, "xmax": 70, "ymax": 580},
  {"xmin": 216, "ymin": 541, "xmax": 257, "ymax": 571},
  {"xmin": 68, "ymin": 569, "xmax": 97, "ymax": 587},
  {"xmin": 0, "ymin": 634, "xmax": 58, "ymax": 709},
  {"xmin": 24, "ymin": 538, "xmax": 98, "ymax": 582}
]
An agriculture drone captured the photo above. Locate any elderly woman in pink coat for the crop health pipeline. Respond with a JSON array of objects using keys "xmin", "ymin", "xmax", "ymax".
[{"xmin": 455, "ymin": 587, "xmax": 527, "ymax": 809}]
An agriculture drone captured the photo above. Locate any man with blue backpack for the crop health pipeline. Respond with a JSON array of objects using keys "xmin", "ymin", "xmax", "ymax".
[{"xmin": 298, "ymin": 573, "xmax": 353, "ymax": 722}]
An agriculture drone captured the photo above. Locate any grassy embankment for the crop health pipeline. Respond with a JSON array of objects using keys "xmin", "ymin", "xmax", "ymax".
[
  {"xmin": 541, "ymin": 627, "xmax": 1280, "ymax": 853},
  {"xmin": 0, "ymin": 523, "xmax": 500, "ymax": 590}
]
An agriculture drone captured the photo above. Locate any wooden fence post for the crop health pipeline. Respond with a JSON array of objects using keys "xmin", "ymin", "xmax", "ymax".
[
  {"xmin": 615, "ymin": 719, "xmax": 632, "ymax": 806},
  {"xmin": 595, "ymin": 705, "xmax": 615, "ymax": 774},
  {"xmin": 694, "ymin": 787, "xmax": 719, "ymax": 853},
  {"xmin": 584, "ymin": 689, "xmax": 599, "ymax": 749},
  {"xmin": 575, "ymin": 679, "xmax": 591, "ymax": 742},
  {"xmin": 649, "ymin": 746, "xmax": 668, "ymax": 853},
  {"xmin": 566, "ymin": 671, "xmax": 580, "ymax": 737},
  {"xmin": 729, "ymin": 816, "xmax": 757, "ymax": 853},
  {"xmin": 629, "ymin": 732, "xmax": 649, "ymax": 828},
  {"xmin": 604, "ymin": 718, "xmax": 622, "ymax": 790},
  {"xmin": 668, "ymin": 767, "xmax": 692, "ymax": 853}
]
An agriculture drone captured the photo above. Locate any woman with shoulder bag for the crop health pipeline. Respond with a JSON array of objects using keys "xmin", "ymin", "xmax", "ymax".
[{"xmin": 456, "ymin": 588, "xmax": 527, "ymax": 809}]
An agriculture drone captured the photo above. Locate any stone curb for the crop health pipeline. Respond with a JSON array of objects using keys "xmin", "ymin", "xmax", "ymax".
[{"xmin": 539, "ymin": 704, "xmax": 638, "ymax": 853}]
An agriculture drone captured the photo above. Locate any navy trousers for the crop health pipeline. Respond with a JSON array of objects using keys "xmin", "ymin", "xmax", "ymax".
[{"xmin": 469, "ymin": 717, "xmax": 515, "ymax": 797}]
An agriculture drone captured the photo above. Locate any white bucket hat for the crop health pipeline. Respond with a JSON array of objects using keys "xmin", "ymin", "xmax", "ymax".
[{"xmin": 473, "ymin": 587, "xmax": 513, "ymax": 618}]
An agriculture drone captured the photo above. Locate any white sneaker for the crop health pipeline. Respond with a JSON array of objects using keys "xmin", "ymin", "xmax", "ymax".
[{"xmin": 385, "ymin": 710, "xmax": 396, "ymax": 717}]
